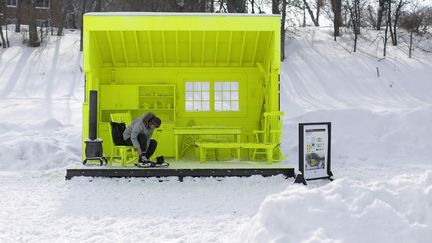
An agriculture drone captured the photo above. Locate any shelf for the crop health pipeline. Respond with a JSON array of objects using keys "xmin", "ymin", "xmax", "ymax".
[
  {"xmin": 139, "ymin": 95, "xmax": 174, "ymax": 98},
  {"xmin": 140, "ymin": 108, "xmax": 174, "ymax": 111}
]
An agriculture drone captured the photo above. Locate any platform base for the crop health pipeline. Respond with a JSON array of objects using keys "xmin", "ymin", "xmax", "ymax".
[{"xmin": 66, "ymin": 160, "xmax": 295, "ymax": 180}]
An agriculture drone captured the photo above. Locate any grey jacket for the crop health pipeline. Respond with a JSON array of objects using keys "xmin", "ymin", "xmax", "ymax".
[{"xmin": 123, "ymin": 113, "xmax": 155, "ymax": 154}]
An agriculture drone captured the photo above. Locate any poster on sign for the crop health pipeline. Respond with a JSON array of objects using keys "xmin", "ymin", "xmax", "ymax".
[{"xmin": 299, "ymin": 122, "xmax": 333, "ymax": 181}]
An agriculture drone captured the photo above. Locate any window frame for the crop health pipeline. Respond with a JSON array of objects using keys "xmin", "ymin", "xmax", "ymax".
[
  {"xmin": 35, "ymin": 0, "xmax": 50, "ymax": 9},
  {"xmin": 214, "ymin": 81, "xmax": 239, "ymax": 112},
  {"xmin": 6, "ymin": 0, "xmax": 17, "ymax": 8},
  {"xmin": 185, "ymin": 81, "xmax": 211, "ymax": 112},
  {"xmin": 184, "ymin": 80, "xmax": 240, "ymax": 113}
]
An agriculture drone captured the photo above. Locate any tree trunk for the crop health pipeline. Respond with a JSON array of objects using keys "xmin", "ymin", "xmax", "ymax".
[
  {"xmin": 227, "ymin": 0, "xmax": 246, "ymax": 13},
  {"xmin": 387, "ymin": 0, "xmax": 395, "ymax": 46},
  {"xmin": 281, "ymin": 0, "xmax": 287, "ymax": 61},
  {"xmin": 302, "ymin": 3, "xmax": 306, "ymax": 27},
  {"xmin": 376, "ymin": 0, "xmax": 385, "ymax": 30},
  {"xmin": 0, "ymin": 26, "xmax": 6, "ymax": 48},
  {"xmin": 392, "ymin": 0, "xmax": 404, "ymax": 46},
  {"xmin": 29, "ymin": 0, "xmax": 40, "ymax": 47},
  {"xmin": 367, "ymin": 5, "xmax": 376, "ymax": 28},
  {"xmin": 15, "ymin": 0, "xmax": 23, "ymax": 32},
  {"xmin": 95, "ymin": 0, "xmax": 102, "ymax": 12},
  {"xmin": 303, "ymin": 0, "xmax": 319, "ymax": 26},
  {"xmin": 57, "ymin": 0, "xmax": 67, "ymax": 36},
  {"xmin": 408, "ymin": 32, "xmax": 412, "ymax": 58},
  {"xmin": 384, "ymin": 10, "xmax": 389, "ymax": 57},
  {"xmin": 80, "ymin": 0, "xmax": 87, "ymax": 52},
  {"xmin": 331, "ymin": 0, "xmax": 342, "ymax": 40},
  {"xmin": 316, "ymin": 0, "xmax": 323, "ymax": 26},
  {"xmin": 272, "ymin": 0, "xmax": 280, "ymax": 14}
]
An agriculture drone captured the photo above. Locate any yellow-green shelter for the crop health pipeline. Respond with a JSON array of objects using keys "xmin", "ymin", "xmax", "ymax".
[{"xmin": 82, "ymin": 13, "xmax": 284, "ymax": 164}]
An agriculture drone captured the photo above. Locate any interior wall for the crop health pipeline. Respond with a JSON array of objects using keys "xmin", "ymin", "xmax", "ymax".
[{"xmin": 99, "ymin": 67, "xmax": 264, "ymax": 135}]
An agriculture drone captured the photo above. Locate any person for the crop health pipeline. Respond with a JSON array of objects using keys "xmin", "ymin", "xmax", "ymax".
[{"xmin": 123, "ymin": 112, "xmax": 161, "ymax": 163}]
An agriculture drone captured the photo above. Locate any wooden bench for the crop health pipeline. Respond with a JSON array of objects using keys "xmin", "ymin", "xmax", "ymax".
[{"xmin": 195, "ymin": 142, "xmax": 278, "ymax": 164}]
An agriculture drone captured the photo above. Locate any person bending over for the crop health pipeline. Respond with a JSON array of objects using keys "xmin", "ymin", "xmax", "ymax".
[{"xmin": 123, "ymin": 112, "xmax": 161, "ymax": 163}]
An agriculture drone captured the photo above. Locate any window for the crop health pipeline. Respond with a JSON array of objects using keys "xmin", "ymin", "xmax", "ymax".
[
  {"xmin": 185, "ymin": 82, "xmax": 210, "ymax": 111},
  {"xmin": 6, "ymin": 18, "xmax": 17, "ymax": 25},
  {"xmin": 6, "ymin": 0, "xmax": 17, "ymax": 7},
  {"xmin": 36, "ymin": 0, "xmax": 50, "ymax": 9},
  {"xmin": 36, "ymin": 19, "xmax": 49, "ymax": 27},
  {"xmin": 214, "ymin": 81, "xmax": 239, "ymax": 111},
  {"xmin": 185, "ymin": 81, "xmax": 239, "ymax": 112}
]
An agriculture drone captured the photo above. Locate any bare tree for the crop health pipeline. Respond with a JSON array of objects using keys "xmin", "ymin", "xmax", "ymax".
[
  {"xmin": 367, "ymin": 4, "xmax": 376, "ymax": 28},
  {"xmin": 331, "ymin": 0, "xmax": 342, "ymax": 40},
  {"xmin": 94, "ymin": 0, "xmax": 102, "ymax": 12},
  {"xmin": 281, "ymin": 0, "xmax": 287, "ymax": 60},
  {"xmin": 0, "ymin": 0, "xmax": 7, "ymax": 48},
  {"xmin": 346, "ymin": 0, "xmax": 361, "ymax": 52},
  {"xmin": 57, "ymin": 0, "xmax": 68, "ymax": 36},
  {"xmin": 14, "ymin": 0, "xmax": 23, "ymax": 32},
  {"xmin": 227, "ymin": 0, "xmax": 246, "ymax": 13},
  {"xmin": 28, "ymin": 0, "xmax": 40, "ymax": 47},
  {"xmin": 303, "ymin": 0, "xmax": 323, "ymax": 26},
  {"xmin": 391, "ymin": 0, "xmax": 406, "ymax": 46},
  {"xmin": 399, "ymin": 6, "xmax": 431, "ymax": 57},
  {"xmin": 248, "ymin": 0, "xmax": 269, "ymax": 13},
  {"xmin": 376, "ymin": 0, "xmax": 386, "ymax": 30},
  {"xmin": 272, "ymin": 0, "xmax": 288, "ymax": 60}
]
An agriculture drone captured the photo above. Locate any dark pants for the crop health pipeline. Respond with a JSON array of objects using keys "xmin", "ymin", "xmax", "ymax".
[{"xmin": 124, "ymin": 134, "xmax": 157, "ymax": 159}]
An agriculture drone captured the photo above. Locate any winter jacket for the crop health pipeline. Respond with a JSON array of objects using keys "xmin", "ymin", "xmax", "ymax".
[{"xmin": 123, "ymin": 112, "xmax": 156, "ymax": 153}]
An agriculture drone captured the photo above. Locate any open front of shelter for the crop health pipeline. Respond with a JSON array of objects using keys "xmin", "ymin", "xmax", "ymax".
[{"xmin": 72, "ymin": 13, "xmax": 293, "ymax": 179}]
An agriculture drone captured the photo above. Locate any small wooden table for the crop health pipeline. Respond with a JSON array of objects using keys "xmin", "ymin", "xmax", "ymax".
[{"xmin": 173, "ymin": 127, "xmax": 241, "ymax": 161}]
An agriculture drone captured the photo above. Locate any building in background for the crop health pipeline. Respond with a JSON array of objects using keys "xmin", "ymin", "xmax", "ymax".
[{"xmin": 4, "ymin": 0, "xmax": 61, "ymax": 27}]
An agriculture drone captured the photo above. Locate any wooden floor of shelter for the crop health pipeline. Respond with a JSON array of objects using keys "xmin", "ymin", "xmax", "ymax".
[{"xmin": 66, "ymin": 160, "xmax": 295, "ymax": 180}]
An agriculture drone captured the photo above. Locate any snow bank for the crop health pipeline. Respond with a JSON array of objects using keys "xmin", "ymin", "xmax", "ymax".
[
  {"xmin": 0, "ymin": 29, "xmax": 83, "ymax": 171},
  {"xmin": 281, "ymin": 107, "xmax": 432, "ymax": 170},
  {"xmin": 239, "ymin": 171, "xmax": 432, "ymax": 243},
  {"xmin": 0, "ymin": 118, "xmax": 81, "ymax": 171}
]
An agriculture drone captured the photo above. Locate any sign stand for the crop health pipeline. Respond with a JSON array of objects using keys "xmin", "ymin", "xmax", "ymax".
[{"xmin": 295, "ymin": 122, "xmax": 333, "ymax": 185}]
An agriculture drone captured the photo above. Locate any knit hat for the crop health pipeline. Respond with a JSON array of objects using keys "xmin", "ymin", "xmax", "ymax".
[{"xmin": 149, "ymin": 116, "xmax": 161, "ymax": 128}]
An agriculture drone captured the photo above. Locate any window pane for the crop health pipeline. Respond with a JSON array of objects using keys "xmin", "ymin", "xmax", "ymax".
[
  {"xmin": 202, "ymin": 82, "xmax": 210, "ymax": 91},
  {"xmin": 215, "ymin": 101, "xmax": 222, "ymax": 111},
  {"xmin": 223, "ymin": 82, "xmax": 230, "ymax": 90},
  {"xmin": 193, "ymin": 91, "xmax": 201, "ymax": 100},
  {"xmin": 185, "ymin": 91, "xmax": 193, "ymax": 101},
  {"xmin": 202, "ymin": 101, "xmax": 210, "ymax": 111},
  {"xmin": 214, "ymin": 91, "xmax": 222, "ymax": 101},
  {"xmin": 223, "ymin": 92, "xmax": 230, "ymax": 100},
  {"xmin": 214, "ymin": 82, "xmax": 222, "ymax": 91},
  {"xmin": 231, "ymin": 91, "xmax": 238, "ymax": 100},
  {"xmin": 194, "ymin": 82, "xmax": 201, "ymax": 90},
  {"xmin": 193, "ymin": 101, "xmax": 201, "ymax": 111},
  {"xmin": 185, "ymin": 82, "xmax": 193, "ymax": 91},
  {"xmin": 231, "ymin": 101, "xmax": 239, "ymax": 111},
  {"xmin": 185, "ymin": 101, "xmax": 193, "ymax": 111},
  {"xmin": 202, "ymin": 92, "xmax": 210, "ymax": 101},
  {"xmin": 222, "ymin": 102, "xmax": 230, "ymax": 111},
  {"xmin": 231, "ymin": 82, "xmax": 238, "ymax": 90}
]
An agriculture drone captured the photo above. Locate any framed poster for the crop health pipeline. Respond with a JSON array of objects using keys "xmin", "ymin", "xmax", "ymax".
[{"xmin": 299, "ymin": 122, "xmax": 333, "ymax": 181}]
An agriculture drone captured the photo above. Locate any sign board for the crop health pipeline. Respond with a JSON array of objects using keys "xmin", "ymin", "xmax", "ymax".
[{"xmin": 299, "ymin": 122, "xmax": 332, "ymax": 180}]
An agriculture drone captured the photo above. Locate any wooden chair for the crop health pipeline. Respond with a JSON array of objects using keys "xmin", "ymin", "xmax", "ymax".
[
  {"xmin": 252, "ymin": 111, "xmax": 288, "ymax": 162},
  {"xmin": 109, "ymin": 112, "xmax": 137, "ymax": 166}
]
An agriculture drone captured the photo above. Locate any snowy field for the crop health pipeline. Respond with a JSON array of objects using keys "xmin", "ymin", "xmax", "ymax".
[{"xmin": 1, "ymin": 27, "xmax": 432, "ymax": 242}]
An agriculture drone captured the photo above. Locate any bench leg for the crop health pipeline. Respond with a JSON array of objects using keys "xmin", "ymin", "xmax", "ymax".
[
  {"xmin": 266, "ymin": 148, "xmax": 273, "ymax": 164},
  {"xmin": 174, "ymin": 135, "xmax": 179, "ymax": 161},
  {"xmin": 200, "ymin": 147, "xmax": 206, "ymax": 163}
]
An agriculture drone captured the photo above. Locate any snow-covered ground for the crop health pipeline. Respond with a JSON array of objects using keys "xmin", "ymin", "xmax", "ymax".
[{"xmin": 0, "ymin": 27, "xmax": 431, "ymax": 242}]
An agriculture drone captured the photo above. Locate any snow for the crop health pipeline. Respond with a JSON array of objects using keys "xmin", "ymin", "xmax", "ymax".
[{"xmin": 1, "ymin": 26, "xmax": 432, "ymax": 242}]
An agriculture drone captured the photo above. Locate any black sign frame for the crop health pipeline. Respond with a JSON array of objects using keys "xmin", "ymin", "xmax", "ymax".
[{"xmin": 299, "ymin": 122, "xmax": 333, "ymax": 181}]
